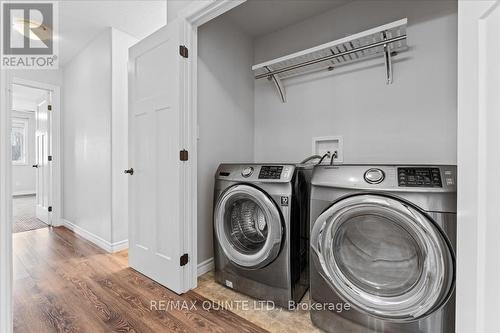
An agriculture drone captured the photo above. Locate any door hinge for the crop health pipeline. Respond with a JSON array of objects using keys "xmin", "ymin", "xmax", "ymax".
[
  {"xmin": 48, "ymin": 155, "xmax": 52, "ymax": 161},
  {"xmin": 48, "ymin": 104, "xmax": 52, "ymax": 111},
  {"xmin": 180, "ymin": 253, "xmax": 189, "ymax": 266},
  {"xmin": 179, "ymin": 45, "xmax": 188, "ymax": 58},
  {"xmin": 48, "ymin": 206, "xmax": 52, "ymax": 212},
  {"xmin": 180, "ymin": 149, "xmax": 188, "ymax": 161}
]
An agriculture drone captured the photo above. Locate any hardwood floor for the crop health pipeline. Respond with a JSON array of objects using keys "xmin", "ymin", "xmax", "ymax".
[{"xmin": 13, "ymin": 227, "xmax": 268, "ymax": 333}]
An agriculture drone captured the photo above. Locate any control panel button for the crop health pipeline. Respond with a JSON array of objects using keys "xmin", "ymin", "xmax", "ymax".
[
  {"xmin": 241, "ymin": 167, "xmax": 254, "ymax": 178},
  {"xmin": 364, "ymin": 168, "xmax": 385, "ymax": 184}
]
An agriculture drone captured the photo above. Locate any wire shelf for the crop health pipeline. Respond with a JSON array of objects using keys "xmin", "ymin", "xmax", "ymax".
[{"xmin": 252, "ymin": 18, "xmax": 408, "ymax": 102}]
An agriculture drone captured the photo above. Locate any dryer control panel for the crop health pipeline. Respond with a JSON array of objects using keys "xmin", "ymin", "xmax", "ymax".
[
  {"xmin": 258, "ymin": 166, "xmax": 283, "ymax": 179},
  {"xmin": 398, "ymin": 167, "xmax": 442, "ymax": 187}
]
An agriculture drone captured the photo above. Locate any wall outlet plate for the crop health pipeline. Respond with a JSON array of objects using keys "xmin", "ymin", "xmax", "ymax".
[{"xmin": 312, "ymin": 136, "xmax": 343, "ymax": 163}]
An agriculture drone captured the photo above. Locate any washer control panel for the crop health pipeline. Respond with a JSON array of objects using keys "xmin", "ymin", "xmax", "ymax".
[
  {"xmin": 258, "ymin": 165, "xmax": 283, "ymax": 179},
  {"xmin": 398, "ymin": 167, "xmax": 442, "ymax": 187},
  {"xmin": 216, "ymin": 164, "xmax": 295, "ymax": 182}
]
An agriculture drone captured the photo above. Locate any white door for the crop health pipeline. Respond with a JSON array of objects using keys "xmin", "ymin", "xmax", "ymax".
[
  {"xmin": 128, "ymin": 19, "xmax": 190, "ymax": 294},
  {"xmin": 35, "ymin": 94, "xmax": 51, "ymax": 225},
  {"xmin": 457, "ymin": 1, "xmax": 500, "ymax": 332}
]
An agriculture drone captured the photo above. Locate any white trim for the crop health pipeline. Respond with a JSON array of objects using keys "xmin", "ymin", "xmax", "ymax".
[
  {"xmin": 0, "ymin": 69, "xmax": 14, "ymax": 333},
  {"xmin": 176, "ymin": 0, "xmax": 247, "ymax": 291},
  {"xmin": 61, "ymin": 219, "xmax": 128, "ymax": 253},
  {"xmin": 12, "ymin": 191, "xmax": 36, "ymax": 197},
  {"xmin": 62, "ymin": 219, "xmax": 111, "ymax": 252},
  {"xmin": 457, "ymin": 1, "xmax": 499, "ymax": 332},
  {"xmin": 180, "ymin": 0, "xmax": 245, "ymax": 27},
  {"xmin": 111, "ymin": 239, "xmax": 129, "ymax": 253},
  {"xmin": 197, "ymin": 257, "xmax": 214, "ymax": 277}
]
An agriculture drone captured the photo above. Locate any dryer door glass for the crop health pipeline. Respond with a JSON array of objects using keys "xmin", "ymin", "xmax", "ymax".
[
  {"xmin": 311, "ymin": 194, "xmax": 454, "ymax": 322},
  {"xmin": 215, "ymin": 184, "xmax": 283, "ymax": 268}
]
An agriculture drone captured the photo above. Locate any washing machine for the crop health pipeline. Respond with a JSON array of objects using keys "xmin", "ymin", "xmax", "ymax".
[
  {"xmin": 309, "ymin": 165, "xmax": 456, "ymax": 333},
  {"xmin": 213, "ymin": 163, "xmax": 309, "ymax": 308}
]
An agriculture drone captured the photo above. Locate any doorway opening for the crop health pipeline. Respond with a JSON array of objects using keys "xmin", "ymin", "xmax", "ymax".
[{"xmin": 11, "ymin": 83, "xmax": 53, "ymax": 233}]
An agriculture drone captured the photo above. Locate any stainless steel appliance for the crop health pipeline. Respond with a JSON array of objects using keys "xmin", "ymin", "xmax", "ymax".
[
  {"xmin": 213, "ymin": 164, "xmax": 309, "ymax": 307},
  {"xmin": 309, "ymin": 165, "xmax": 456, "ymax": 333}
]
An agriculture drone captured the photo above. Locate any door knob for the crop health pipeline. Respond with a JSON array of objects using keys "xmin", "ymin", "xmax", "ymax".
[
  {"xmin": 124, "ymin": 168, "xmax": 134, "ymax": 175},
  {"xmin": 32, "ymin": 164, "xmax": 39, "ymax": 168}
]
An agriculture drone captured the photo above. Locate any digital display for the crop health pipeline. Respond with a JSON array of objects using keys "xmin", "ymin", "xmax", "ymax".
[
  {"xmin": 398, "ymin": 168, "xmax": 442, "ymax": 187},
  {"xmin": 258, "ymin": 166, "xmax": 283, "ymax": 179}
]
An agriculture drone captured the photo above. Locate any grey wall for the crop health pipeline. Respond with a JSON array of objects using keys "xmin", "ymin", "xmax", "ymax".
[
  {"xmin": 197, "ymin": 16, "xmax": 255, "ymax": 263},
  {"xmin": 63, "ymin": 30, "xmax": 113, "ymax": 242},
  {"xmin": 253, "ymin": 0, "xmax": 458, "ymax": 164},
  {"xmin": 197, "ymin": 0, "xmax": 457, "ymax": 263}
]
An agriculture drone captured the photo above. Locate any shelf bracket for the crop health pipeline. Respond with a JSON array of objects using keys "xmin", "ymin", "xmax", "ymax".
[
  {"xmin": 382, "ymin": 31, "xmax": 393, "ymax": 84},
  {"xmin": 265, "ymin": 66, "xmax": 286, "ymax": 103}
]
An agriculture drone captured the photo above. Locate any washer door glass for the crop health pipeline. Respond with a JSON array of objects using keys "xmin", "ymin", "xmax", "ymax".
[
  {"xmin": 311, "ymin": 195, "xmax": 454, "ymax": 322},
  {"xmin": 215, "ymin": 184, "xmax": 283, "ymax": 268}
]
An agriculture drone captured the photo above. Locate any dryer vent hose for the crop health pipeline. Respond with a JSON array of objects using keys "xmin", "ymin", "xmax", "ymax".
[{"xmin": 300, "ymin": 155, "xmax": 322, "ymax": 164}]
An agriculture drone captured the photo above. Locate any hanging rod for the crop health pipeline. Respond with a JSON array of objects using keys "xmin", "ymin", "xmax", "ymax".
[{"xmin": 255, "ymin": 34, "xmax": 407, "ymax": 80}]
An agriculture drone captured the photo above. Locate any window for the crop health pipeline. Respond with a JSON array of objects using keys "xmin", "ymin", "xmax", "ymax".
[{"xmin": 11, "ymin": 118, "xmax": 28, "ymax": 165}]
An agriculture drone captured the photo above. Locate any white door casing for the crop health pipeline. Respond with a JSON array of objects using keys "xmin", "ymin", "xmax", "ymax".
[
  {"xmin": 0, "ymin": 71, "xmax": 13, "ymax": 333},
  {"xmin": 457, "ymin": 1, "xmax": 500, "ymax": 332},
  {"xmin": 35, "ymin": 95, "xmax": 51, "ymax": 225},
  {"xmin": 128, "ymin": 19, "xmax": 191, "ymax": 294},
  {"xmin": 476, "ymin": 1, "xmax": 500, "ymax": 332}
]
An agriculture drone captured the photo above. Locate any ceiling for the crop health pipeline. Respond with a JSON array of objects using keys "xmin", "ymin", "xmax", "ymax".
[
  {"xmin": 12, "ymin": 84, "xmax": 48, "ymax": 110},
  {"xmin": 222, "ymin": 0, "xmax": 351, "ymax": 38},
  {"xmin": 58, "ymin": 1, "xmax": 167, "ymax": 65}
]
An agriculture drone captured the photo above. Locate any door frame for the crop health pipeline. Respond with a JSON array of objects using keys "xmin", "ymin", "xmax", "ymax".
[
  {"xmin": 12, "ymin": 77, "xmax": 61, "ymax": 227},
  {"xmin": 457, "ymin": 1, "xmax": 500, "ymax": 332},
  {"xmin": 0, "ymin": 73, "xmax": 61, "ymax": 332},
  {"xmin": 0, "ymin": 69, "xmax": 13, "ymax": 333},
  {"xmin": 174, "ymin": 0, "xmax": 246, "ymax": 289}
]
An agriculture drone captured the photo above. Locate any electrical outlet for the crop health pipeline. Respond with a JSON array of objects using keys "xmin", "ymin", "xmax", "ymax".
[{"xmin": 312, "ymin": 136, "xmax": 343, "ymax": 163}]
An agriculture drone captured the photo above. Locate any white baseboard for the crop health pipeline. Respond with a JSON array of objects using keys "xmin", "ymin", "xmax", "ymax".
[
  {"xmin": 12, "ymin": 190, "xmax": 35, "ymax": 197},
  {"xmin": 61, "ymin": 219, "xmax": 128, "ymax": 253},
  {"xmin": 111, "ymin": 239, "xmax": 129, "ymax": 252},
  {"xmin": 197, "ymin": 257, "xmax": 214, "ymax": 276}
]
